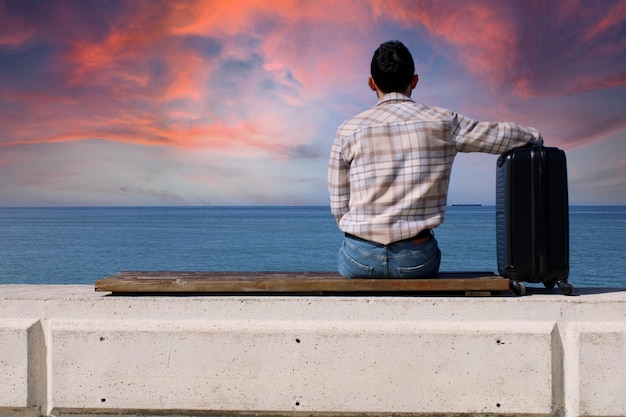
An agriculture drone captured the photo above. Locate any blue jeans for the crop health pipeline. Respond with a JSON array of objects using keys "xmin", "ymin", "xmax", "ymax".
[{"xmin": 338, "ymin": 233, "xmax": 441, "ymax": 278}]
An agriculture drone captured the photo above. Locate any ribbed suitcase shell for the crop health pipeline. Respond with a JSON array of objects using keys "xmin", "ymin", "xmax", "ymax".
[{"xmin": 496, "ymin": 145, "xmax": 569, "ymax": 284}]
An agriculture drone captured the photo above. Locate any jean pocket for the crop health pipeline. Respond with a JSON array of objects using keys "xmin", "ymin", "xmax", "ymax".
[
  {"xmin": 396, "ymin": 249, "xmax": 441, "ymax": 278},
  {"xmin": 338, "ymin": 246, "xmax": 375, "ymax": 278}
]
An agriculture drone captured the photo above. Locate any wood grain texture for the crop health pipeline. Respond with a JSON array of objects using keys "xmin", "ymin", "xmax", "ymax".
[{"xmin": 95, "ymin": 271, "xmax": 511, "ymax": 295}]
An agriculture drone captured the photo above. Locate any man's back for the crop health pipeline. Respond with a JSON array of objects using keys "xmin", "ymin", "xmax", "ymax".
[
  {"xmin": 331, "ymin": 93, "xmax": 456, "ymax": 244},
  {"xmin": 328, "ymin": 40, "xmax": 541, "ymax": 278}
]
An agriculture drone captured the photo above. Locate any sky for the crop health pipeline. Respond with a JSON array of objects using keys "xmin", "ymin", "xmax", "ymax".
[{"xmin": 0, "ymin": 0, "xmax": 625, "ymax": 206}]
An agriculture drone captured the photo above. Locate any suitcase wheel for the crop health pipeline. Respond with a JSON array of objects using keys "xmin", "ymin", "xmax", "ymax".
[
  {"xmin": 557, "ymin": 280, "xmax": 575, "ymax": 296},
  {"xmin": 509, "ymin": 280, "xmax": 526, "ymax": 296}
]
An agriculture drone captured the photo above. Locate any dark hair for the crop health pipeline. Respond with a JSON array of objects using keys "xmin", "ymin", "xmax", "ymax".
[{"xmin": 370, "ymin": 40, "xmax": 415, "ymax": 93}]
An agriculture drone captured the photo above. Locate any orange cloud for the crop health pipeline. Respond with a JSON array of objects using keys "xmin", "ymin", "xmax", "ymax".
[
  {"xmin": 1, "ymin": 1, "xmax": 376, "ymax": 158},
  {"xmin": 376, "ymin": 0, "xmax": 626, "ymax": 98},
  {"xmin": 582, "ymin": 0, "xmax": 626, "ymax": 42},
  {"xmin": 1, "ymin": 0, "xmax": 625, "ymax": 207},
  {"xmin": 375, "ymin": 1, "xmax": 520, "ymax": 88},
  {"xmin": 1, "ymin": 0, "xmax": 625, "ymax": 156}
]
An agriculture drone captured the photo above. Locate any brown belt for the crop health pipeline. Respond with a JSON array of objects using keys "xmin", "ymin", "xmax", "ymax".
[
  {"xmin": 345, "ymin": 229, "xmax": 432, "ymax": 246},
  {"xmin": 410, "ymin": 235, "xmax": 432, "ymax": 246}
]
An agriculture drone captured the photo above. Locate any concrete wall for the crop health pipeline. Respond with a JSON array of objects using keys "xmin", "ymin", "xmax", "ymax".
[{"xmin": 1, "ymin": 285, "xmax": 625, "ymax": 417}]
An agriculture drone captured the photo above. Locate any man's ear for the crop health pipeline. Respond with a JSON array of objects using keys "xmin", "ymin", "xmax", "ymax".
[
  {"xmin": 368, "ymin": 77, "xmax": 378, "ymax": 92},
  {"xmin": 411, "ymin": 74, "xmax": 419, "ymax": 89}
]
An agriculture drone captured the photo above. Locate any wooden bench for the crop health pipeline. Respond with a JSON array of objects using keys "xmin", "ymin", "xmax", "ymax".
[{"xmin": 95, "ymin": 271, "xmax": 516, "ymax": 296}]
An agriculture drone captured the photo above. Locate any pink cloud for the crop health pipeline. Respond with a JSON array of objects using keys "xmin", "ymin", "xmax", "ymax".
[
  {"xmin": 3, "ymin": 1, "xmax": 351, "ymax": 155},
  {"xmin": 376, "ymin": 1, "xmax": 521, "ymax": 88},
  {"xmin": 377, "ymin": 0, "xmax": 626, "ymax": 98},
  {"xmin": 0, "ymin": 4, "xmax": 35, "ymax": 48},
  {"xmin": 1, "ymin": 0, "xmax": 625, "ymax": 207},
  {"xmin": 581, "ymin": 0, "xmax": 626, "ymax": 42}
]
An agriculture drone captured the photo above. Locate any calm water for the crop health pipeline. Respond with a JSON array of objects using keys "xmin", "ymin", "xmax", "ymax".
[{"xmin": 0, "ymin": 206, "xmax": 624, "ymax": 288}]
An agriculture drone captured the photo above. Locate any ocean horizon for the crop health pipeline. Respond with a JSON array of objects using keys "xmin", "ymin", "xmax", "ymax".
[{"xmin": 1, "ymin": 205, "xmax": 624, "ymax": 288}]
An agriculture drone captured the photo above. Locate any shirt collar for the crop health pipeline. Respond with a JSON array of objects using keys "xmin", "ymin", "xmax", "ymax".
[{"xmin": 376, "ymin": 92, "xmax": 414, "ymax": 106}]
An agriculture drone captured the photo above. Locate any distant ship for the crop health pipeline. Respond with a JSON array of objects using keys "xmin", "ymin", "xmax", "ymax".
[{"xmin": 451, "ymin": 203, "xmax": 482, "ymax": 207}]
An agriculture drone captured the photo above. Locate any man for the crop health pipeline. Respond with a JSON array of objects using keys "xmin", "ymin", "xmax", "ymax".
[{"xmin": 328, "ymin": 40, "xmax": 543, "ymax": 278}]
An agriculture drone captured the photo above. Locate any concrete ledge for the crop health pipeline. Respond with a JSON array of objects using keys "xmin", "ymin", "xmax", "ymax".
[
  {"xmin": 1, "ymin": 285, "xmax": 626, "ymax": 417},
  {"xmin": 573, "ymin": 322, "xmax": 626, "ymax": 416},
  {"xmin": 0, "ymin": 318, "xmax": 44, "ymax": 417},
  {"xmin": 0, "ymin": 320, "xmax": 31, "ymax": 408}
]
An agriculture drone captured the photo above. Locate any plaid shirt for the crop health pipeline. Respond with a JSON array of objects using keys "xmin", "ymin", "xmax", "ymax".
[{"xmin": 328, "ymin": 93, "xmax": 543, "ymax": 245}]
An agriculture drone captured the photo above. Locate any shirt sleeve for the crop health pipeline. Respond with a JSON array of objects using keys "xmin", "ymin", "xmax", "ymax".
[
  {"xmin": 327, "ymin": 132, "xmax": 350, "ymax": 224},
  {"xmin": 448, "ymin": 111, "xmax": 543, "ymax": 154}
]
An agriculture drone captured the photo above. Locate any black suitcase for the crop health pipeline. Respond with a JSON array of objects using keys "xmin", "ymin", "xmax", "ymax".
[{"xmin": 496, "ymin": 145, "xmax": 574, "ymax": 295}]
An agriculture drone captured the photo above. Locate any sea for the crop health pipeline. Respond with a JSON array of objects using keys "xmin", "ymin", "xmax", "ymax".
[{"xmin": 0, "ymin": 205, "xmax": 624, "ymax": 288}]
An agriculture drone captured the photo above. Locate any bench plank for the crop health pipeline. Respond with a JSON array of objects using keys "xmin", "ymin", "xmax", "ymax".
[{"xmin": 95, "ymin": 271, "xmax": 512, "ymax": 295}]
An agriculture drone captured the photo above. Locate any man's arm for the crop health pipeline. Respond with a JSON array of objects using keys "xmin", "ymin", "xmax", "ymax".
[
  {"xmin": 328, "ymin": 137, "xmax": 350, "ymax": 224},
  {"xmin": 449, "ymin": 111, "xmax": 543, "ymax": 154}
]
